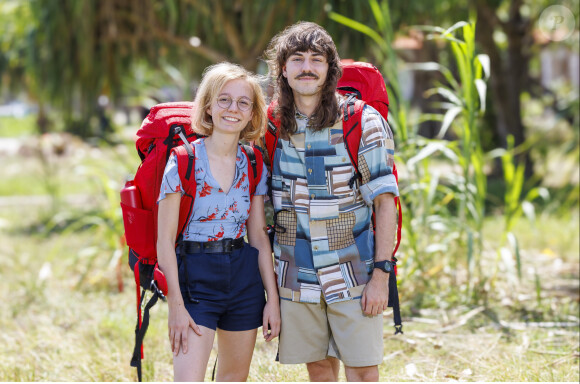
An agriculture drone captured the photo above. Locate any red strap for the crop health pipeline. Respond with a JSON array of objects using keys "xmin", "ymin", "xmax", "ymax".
[
  {"xmin": 243, "ymin": 146, "xmax": 263, "ymax": 199},
  {"xmin": 265, "ymin": 102, "xmax": 280, "ymax": 171},
  {"xmin": 392, "ymin": 164, "xmax": 402, "ymax": 257},
  {"xmin": 341, "ymin": 99, "xmax": 365, "ymax": 171},
  {"xmin": 267, "ymin": 99, "xmax": 402, "ymax": 258},
  {"xmin": 342, "ymin": 99, "xmax": 402, "ymax": 258},
  {"xmin": 172, "ymin": 144, "xmax": 197, "ymax": 240}
]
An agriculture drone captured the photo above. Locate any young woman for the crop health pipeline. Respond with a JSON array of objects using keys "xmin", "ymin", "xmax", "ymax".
[{"xmin": 156, "ymin": 62, "xmax": 280, "ymax": 382}]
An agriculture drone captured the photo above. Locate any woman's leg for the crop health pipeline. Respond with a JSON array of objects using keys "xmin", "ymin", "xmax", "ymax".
[
  {"xmin": 215, "ymin": 328, "xmax": 258, "ymax": 382},
  {"xmin": 173, "ymin": 326, "xmax": 216, "ymax": 382}
]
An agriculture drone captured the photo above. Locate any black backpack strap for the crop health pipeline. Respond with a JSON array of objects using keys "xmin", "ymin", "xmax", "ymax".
[
  {"xmin": 130, "ymin": 290, "xmax": 161, "ymax": 381},
  {"xmin": 241, "ymin": 144, "xmax": 258, "ymax": 178},
  {"xmin": 241, "ymin": 144, "xmax": 261, "ymax": 198},
  {"xmin": 174, "ymin": 126, "xmax": 195, "ymax": 180},
  {"xmin": 388, "ymin": 259, "xmax": 403, "ymax": 334}
]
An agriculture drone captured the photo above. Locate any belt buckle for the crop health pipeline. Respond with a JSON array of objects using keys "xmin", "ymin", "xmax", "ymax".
[{"xmin": 224, "ymin": 238, "xmax": 233, "ymax": 253}]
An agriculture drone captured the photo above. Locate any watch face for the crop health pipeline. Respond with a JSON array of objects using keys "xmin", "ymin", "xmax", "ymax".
[{"xmin": 383, "ymin": 262, "xmax": 392, "ymax": 273}]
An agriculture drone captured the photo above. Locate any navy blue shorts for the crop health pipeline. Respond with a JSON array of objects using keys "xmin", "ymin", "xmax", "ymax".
[{"xmin": 177, "ymin": 242, "xmax": 266, "ymax": 331}]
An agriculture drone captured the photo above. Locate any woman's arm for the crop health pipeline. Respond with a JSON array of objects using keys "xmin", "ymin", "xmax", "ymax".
[
  {"xmin": 246, "ymin": 195, "xmax": 280, "ymax": 341},
  {"xmin": 157, "ymin": 193, "xmax": 201, "ymax": 356}
]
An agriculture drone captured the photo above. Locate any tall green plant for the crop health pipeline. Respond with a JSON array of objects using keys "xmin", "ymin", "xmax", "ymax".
[
  {"xmin": 329, "ymin": 0, "xmax": 424, "ymax": 292},
  {"xmin": 330, "ymin": 1, "xmax": 492, "ymax": 303},
  {"xmin": 409, "ymin": 22, "xmax": 490, "ymax": 296},
  {"xmin": 492, "ymin": 135, "xmax": 549, "ymax": 282}
]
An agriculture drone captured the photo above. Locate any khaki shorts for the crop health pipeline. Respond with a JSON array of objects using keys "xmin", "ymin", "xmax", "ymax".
[{"xmin": 278, "ymin": 297, "xmax": 384, "ymax": 367}]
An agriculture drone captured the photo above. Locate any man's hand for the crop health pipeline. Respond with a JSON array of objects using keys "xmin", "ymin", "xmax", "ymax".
[{"xmin": 361, "ymin": 271, "xmax": 389, "ymax": 316}]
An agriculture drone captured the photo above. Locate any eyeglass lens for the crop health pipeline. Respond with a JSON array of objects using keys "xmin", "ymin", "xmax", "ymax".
[{"xmin": 217, "ymin": 96, "xmax": 252, "ymax": 111}]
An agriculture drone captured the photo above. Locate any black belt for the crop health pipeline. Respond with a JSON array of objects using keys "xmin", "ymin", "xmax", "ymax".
[{"xmin": 181, "ymin": 237, "xmax": 245, "ymax": 254}]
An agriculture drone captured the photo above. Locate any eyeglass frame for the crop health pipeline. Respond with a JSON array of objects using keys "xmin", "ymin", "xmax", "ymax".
[{"xmin": 215, "ymin": 95, "xmax": 254, "ymax": 111}]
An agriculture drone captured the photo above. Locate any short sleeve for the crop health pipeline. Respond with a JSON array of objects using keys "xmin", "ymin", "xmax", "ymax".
[
  {"xmin": 157, "ymin": 154, "xmax": 184, "ymax": 202},
  {"xmin": 254, "ymin": 162, "xmax": 269, "ymax": 196},
  {"xmin": 357, "ymin": 105, "xmax": 399, "ymax": 205}
]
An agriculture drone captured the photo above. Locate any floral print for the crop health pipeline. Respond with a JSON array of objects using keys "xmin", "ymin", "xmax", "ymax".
[{"xmin": 158, "ymin": 138, "xmax": 267, "ymax": 242}]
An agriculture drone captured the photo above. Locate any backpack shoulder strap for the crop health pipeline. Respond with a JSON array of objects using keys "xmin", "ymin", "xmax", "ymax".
[
  {"xmin": 241, "ymin": 144, "xmax": 263, "ymax": 199},
  {"xmin": 264, "ymin": 101, "xmax": 280, "ymax": 171},
  {"xmin": 341, "ymin": 97, "xmax": 365, "ymax": 184},
  {"xmin": 172, "ymin": 143, "xmax": 197, "ymax": 240},
  {"xmin": 341, "ymin": 97, "xmax": 402, "ymax": 259}
]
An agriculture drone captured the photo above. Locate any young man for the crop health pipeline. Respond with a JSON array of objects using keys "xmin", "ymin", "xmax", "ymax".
[{"xmin": 264, "ymin": 22, "xmax": 399, "ymax": 381}]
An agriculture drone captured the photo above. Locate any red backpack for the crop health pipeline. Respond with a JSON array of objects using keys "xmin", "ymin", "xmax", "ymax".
[
  {"xmin": 264, "ymin": 62, "xmax": 403, "ymax": 334},
  {"xmin": 120, "ymin": 101, "xmax": 263, "ymax": 381}
]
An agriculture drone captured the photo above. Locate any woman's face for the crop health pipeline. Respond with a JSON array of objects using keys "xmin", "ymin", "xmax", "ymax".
[{"xmin": 207, "ymin": 79, "xmax": 254, "ymax": 136}]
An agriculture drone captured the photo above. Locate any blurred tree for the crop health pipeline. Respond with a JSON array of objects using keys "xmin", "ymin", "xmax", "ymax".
[{"xmin": 0, "ymin": 0, "xmax": 375, "ymax": 138}]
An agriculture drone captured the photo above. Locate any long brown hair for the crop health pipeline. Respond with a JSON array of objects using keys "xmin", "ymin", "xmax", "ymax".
[{"xmin": 265, "ymin": 22, "xmax": 342, "ymax": 137}]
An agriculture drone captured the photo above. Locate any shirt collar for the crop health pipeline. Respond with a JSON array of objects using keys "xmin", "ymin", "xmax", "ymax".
[{"xmin": 294, "ymin": 108, "xmax": 310, "ymax": 120}]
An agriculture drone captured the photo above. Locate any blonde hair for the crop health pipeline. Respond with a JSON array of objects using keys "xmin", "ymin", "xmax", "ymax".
[{"xmin": 192, "ymin": 62, "xmax": 266, "ymax": 141}]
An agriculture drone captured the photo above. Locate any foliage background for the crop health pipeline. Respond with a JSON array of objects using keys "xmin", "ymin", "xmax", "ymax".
[{"xmin": 0, "ymin": 0, "xmax": 578, "ymax": 381}]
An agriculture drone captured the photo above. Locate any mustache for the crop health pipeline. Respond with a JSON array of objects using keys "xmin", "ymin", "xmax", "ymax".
[{"xmin": 295, "ymin": 72, "xmax": 319, "ymax": 80}]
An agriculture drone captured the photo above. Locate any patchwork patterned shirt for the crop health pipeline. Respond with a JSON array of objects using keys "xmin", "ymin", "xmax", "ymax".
[
  {"xmin": 271, "ymin": 104, "xmax": 398, "ymax": 304},
  {"xmin": 158, "ymin": 138, "xmax": 268, "ymax": 242}
]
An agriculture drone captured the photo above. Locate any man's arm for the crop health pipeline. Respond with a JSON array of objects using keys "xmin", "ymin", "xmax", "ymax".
[{"xmin": 361, "ymin": 192, "xmax": 397, "ymax": 316}]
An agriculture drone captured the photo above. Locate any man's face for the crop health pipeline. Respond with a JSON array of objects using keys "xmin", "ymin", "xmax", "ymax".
[{"xmin": 282, "ymin": 50, "xmax": 329, "ymax": 98}]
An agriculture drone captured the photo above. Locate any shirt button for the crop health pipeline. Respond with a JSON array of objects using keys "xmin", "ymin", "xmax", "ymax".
[
  {"xmin": 308, "ymin": 168, "xmax": 313, "ymax": 174},
  {"xmin": 310, "ymin": 194, "xmax": 315, "ymax": 199},
  {"xmin": 314, "ymin": 246, "xmax": 319, "ymax": 251}
]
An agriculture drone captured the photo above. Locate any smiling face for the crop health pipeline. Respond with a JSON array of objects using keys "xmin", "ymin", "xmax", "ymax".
[
  {"xmin": 283, "ymin": 50, "xmax": 329, "ymax": 99},
  {"xmin": 206, "ymin": 79, "xmax": 254, "ymax": 137}
]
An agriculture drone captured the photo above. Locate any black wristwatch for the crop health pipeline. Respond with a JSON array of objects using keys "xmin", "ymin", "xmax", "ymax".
[{"xmin": 373, "ymin": 260, "xmax": 395, "ymax": 274}]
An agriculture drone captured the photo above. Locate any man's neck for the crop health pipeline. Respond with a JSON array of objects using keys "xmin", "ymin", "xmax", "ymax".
[{"xmin": 293, "ymin": 93, "xmax": 320, "ymax": 118}]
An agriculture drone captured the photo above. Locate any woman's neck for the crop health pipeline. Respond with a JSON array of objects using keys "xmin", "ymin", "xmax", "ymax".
[{"xmin": 204, "ymin": 132, "xmax": 239, "ymax": 157}]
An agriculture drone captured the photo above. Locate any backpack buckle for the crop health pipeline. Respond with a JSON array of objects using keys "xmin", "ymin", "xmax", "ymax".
[{"xmin": 150, "ymin": 280, "xmax": 167, "ymax": 302}]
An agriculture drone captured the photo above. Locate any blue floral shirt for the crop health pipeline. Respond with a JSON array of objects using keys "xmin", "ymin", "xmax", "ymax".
[{"xmin": 158, "ymin": 138, "xmax": 268, "ymax": 242}]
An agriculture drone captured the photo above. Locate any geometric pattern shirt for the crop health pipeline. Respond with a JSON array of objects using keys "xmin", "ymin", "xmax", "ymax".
[
  {"xmin": 271, "ymin": 104, "xmax": 398, "ymax": 304},
  {"xmin": 158, "ymin": 138, "xmax": 268, "ymax": 242}
]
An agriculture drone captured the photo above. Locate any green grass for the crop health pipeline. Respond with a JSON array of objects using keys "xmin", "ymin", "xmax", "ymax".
[
  {"xmin": 0, "ymin": 142, "xmax": 577, "ymax": 381},
  {"xmin": 0, "ymin": 202, "xmax": 577, "ymax": 381},
  {"xmin": 0, "ymin": 115, "xmax": 38, "ymax": 137}
]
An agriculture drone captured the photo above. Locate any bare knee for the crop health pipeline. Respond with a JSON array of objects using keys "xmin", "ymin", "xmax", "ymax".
[
  {"xmin": 345, "ymin": 365, "xmax": 379, "ymax": 382},
  {"xmin": 307, "ymin": 358, "xmax": 340, "ymax": 381},
  {"xmin": 217, "ymin": 370, "xmax": 249, "ymax": 382}
]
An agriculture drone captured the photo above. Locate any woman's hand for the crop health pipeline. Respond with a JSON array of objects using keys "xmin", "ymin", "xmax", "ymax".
[
  {"xmin": 262, "ymin": 298, "xmax": 281, "ymax": 342},
  {"xmin": 168, "ymin": 300, "xmax": 202, "ymax": 356}
]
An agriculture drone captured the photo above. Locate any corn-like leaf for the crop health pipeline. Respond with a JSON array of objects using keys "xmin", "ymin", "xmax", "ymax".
[
  {"xmin": 424, "ymin": 87, "xmax": 463, "ymax": 106},
  {"xmin": 406, "ymin": 62, "xmax": 461, "ymax": 92},
  {"xmin": 475, "ymin": 79, "xmax": 487, "ymax": 113},
  {"xmin": 486, "ymin": 148, "xmax": 507, "ymax": 160},
  {"xmin": 427, "ymin": 170, "xmax": 440, "ymax": 206},
  {"xmin": 444, "ymin": 21, "xmax": 470, "ymax": 36},
  {"xmin": 328, "ymin": 12, "xmax": 384, "ymax": 47},
  {"xmin": 521, "ymin": 201, "xmax": 536, "ymax": 223},
  {"xmin": 437, "ymin": 106, "xmax": 462, "ymax": 139},
  {"xmin": 369, "ymin": 0, "xmax": 386, "ymax": 32},
  {"xmin": 477, "ymin": 54, "xmax": 491, "ymax": 80},
  {"xmin": 507, "ymin": 232, "xmax": 522, "ymax": 280},
  {"xmin": 407, "ymin": 141, "xmax": 459, "ymax": 168}
]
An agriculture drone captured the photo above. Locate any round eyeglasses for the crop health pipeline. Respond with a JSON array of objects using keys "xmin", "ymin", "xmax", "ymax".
[{"xmin": 216, "ymin": 95, "xmax": 253, "ymax": 111}]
